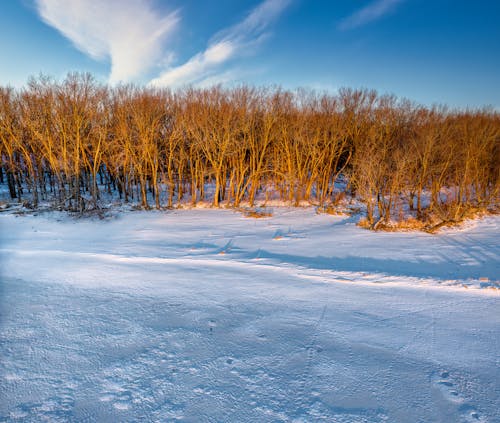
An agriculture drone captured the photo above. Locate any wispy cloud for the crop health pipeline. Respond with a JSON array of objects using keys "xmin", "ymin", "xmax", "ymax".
[
  {"xmin": 149, "ymin": 0, "xmax": 290, "ymax": 88},
  {"xmin": 34, "ymin": 0, "xmax": 179, "ymax": 83},
  {"xmin": 338, "ymin": 0, "xmax": 404, "ymax": 31}
]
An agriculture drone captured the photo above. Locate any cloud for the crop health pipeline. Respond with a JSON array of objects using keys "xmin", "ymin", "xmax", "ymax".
[
  {"xmin": 149, "ymin": 0, "xmax": 290, "ymax": 88},
  {"xmin": 338, "ymin": 0, "xmax": 404, "ymax": 31},
  {"xmin": 148, "ymin": 41, "xmax": 235, "ymax": 87},
  {"xmin": 34, "ymin": 0, "xmax": 179, "ymax": 83},
  {"xmin": 196, "ymin": 69, "xmax": 242, "ymax": 88}
]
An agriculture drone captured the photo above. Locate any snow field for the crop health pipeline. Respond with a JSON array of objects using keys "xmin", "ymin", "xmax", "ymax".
[{"xmin": 0, "ymin": 208, "xmax": 499, "ymax": 422}]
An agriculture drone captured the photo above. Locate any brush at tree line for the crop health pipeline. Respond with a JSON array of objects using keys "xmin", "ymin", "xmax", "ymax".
[{"xmin": 0, "ymin": 73, "xmax": 498, "ymax": 229}]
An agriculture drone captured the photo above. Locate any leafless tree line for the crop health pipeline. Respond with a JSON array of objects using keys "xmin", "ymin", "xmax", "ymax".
[{"xmin": 0, "ymin": 73, "xmax": 498, "ymax": 227}]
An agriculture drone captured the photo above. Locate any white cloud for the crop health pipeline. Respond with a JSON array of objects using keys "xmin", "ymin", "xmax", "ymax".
[
  {"xmin": 196, "ymin": 69, "xmax": 241, "ymax": 88},
  {"xmin": 149, "ymin": 0, "xmax": 290, "ymax": 88},
  {"xmin": 147, "ymin": 41, "xmax": 235, "ymax": 87},
  {"xmin": 204, "ymin": 41, "xmax": 235, "ymax": 64},
  {"xmin": 338, "ymin": 0, "xmax": 404, "ymax": 31},
  {"xmin": 35, "ymin": 0, "xmax": 179, "ymax": 83}
]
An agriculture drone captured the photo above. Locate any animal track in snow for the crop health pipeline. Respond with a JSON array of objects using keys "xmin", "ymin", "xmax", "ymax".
[
  {"xmin": 432, "ymin": 370, "xmax": 484, "ymax": 422},
  {"xmin": 433, "ymin": 370, "xmax": 462, "ymax": 403},
  {"xmin": 460, "ymin": 404, "xmax": 484, "ymax": 423}
]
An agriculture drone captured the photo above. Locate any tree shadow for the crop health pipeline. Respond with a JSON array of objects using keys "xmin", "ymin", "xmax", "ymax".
[{"xmin": 243, "ymin": 249, "xmax": 498, "ymax": 282}]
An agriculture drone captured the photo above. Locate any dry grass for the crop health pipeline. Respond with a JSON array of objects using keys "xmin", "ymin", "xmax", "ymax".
[
  {"xmin": 356, "ymin": 218, "xmax": 371, "ymax": 229},
  {"xmin": 386, "ymin": 217, "xmax": 428, "ymax": 231},
  {"xmin": 358, "ymin": 216, "xmax": 437, "ymax": 232},
  {"xmin": 241, "ymin": 208, "xmax": 273, "ymax": 219},
  {"xmin": 316, "ymin": 205, "xmax": 344, "ymax": 216},
  {"xmin": 357, "ymin": 206, "xmax": 499, "ymax": 233},
  {"xmin": 316, "ymin": 194, "xmax": 349, "ymax": 216}
]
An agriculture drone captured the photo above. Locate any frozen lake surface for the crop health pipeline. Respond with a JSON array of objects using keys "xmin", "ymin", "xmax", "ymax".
[{"xmin": 1, "ymin": 209, "xmax": 499, "ymax": 422}]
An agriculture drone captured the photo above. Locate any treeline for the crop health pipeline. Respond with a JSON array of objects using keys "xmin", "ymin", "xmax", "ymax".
[{"xmin": 0, "ymin": 73, "xmax": 499, "ymax": 227}]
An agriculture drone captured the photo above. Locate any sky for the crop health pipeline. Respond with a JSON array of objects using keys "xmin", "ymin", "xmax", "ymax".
[{"xmin": 0, "ymin": 0, "xmax": 499, "ymax": 109}]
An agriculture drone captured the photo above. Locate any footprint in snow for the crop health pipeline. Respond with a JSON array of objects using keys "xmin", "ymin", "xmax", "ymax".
[
  {"xmin": 432, "ymin": 370, "xmax": 462, "ymax": 403},
  {"xmin": 208, "ymin": 319, "xmax": 217, "ymax": 333},
  {"xmin": 460, "ymin": 404, "xmax": 485, "ymax": 423},
  {"xmin": 432, "ymin": 370, "xmax": 484, "ymax": 422}
]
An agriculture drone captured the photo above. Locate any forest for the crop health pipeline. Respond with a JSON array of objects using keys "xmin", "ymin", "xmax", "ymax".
[{"xmin": 0, "ymin": 73, "xmax": 498, "ymax": 230}]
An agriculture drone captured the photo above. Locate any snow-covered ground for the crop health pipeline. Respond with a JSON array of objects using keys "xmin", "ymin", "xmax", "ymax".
[{"xmin": 0, "ymin": 208, "xmax": 499, "ymax": 422}]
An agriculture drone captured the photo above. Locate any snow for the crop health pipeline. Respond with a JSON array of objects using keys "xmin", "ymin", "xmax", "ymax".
[{"xmin": 0, "ymin": 208, "xmax": 499, "ymax": 422}]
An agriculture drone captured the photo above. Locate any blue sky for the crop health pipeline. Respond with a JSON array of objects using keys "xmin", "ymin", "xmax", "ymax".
[{"xmin": 1, "ymin": 0, "xmax": 499, "ymax": 108}]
